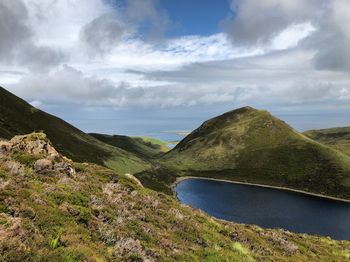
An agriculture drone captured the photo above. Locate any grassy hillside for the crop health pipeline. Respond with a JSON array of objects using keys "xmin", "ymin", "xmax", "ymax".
[
  {"xmin": 304, "ymin": 127, "xmax": 350, "ymax": 157},
  {"xmin": 139, "ymin": 107, "xmax": 350, "ymax": 199},
  {"xmin": 90, "ymin": 133, "xmax": 169, "ymax": 159},
  {"xmin": 0, "ymin": 133, "xmax": 349, "ymax": 261},
  {"xmin": 0, "ymin": 86, "xmax": 148, "ymax": 174}
]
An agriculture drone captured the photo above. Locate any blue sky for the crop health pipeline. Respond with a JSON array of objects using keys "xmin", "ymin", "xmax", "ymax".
[
  {"xmin": 113, "ymin": 0, "xmax": 232, "ymax": 37},
  {"xmin": 1, "ymin": 0, "xmax": 350, "ymax": 140},
  {"xmin": 161, "ymin": 0, "xmax": 232, "ymax": 37}
]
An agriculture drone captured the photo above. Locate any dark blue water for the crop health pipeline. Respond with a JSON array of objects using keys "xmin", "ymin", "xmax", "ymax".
[{"xmin": 176, "ymin": 179, "xmax": 350, "ymax": 240}]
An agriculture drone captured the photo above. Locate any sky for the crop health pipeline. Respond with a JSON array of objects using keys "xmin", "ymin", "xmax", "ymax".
[{"xmin": 0, "ymin": 0, "xmax": 350, "ymax": 139}]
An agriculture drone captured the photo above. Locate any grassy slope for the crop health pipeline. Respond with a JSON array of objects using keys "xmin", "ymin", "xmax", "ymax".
[
  {"xmin": 0, "ymin": 86, "xmax": 148, "ymax": 174},
  {"xmin": 0, "ymin": 134, "xmax": 349, "ymax": 261},
  {"xmin": 304, "ymin": 127, "xmax": 350, "ymax": 157},
  {"xmin": 139, "ymin": 107, "xmax": 350, "ymax": 199},
  {"xmin": 90, "ymin": 133, "xmax": 169, "ymax": 159}
]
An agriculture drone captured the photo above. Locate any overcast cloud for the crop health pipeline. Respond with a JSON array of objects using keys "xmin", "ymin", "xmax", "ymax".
[{"xmin": 0, "ymin": 0, "xmax": 65, "ymax": 71}]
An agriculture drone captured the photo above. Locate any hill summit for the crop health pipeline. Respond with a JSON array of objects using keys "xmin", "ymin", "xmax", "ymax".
[{"xmin": 161, "ymin": 107, "xmax": 350, "ymax": 199}]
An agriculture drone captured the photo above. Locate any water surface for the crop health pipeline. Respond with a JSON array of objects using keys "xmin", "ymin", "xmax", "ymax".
[{"xmin": 176, "ymin": 178, "xmax": 350, "ymax": 240}]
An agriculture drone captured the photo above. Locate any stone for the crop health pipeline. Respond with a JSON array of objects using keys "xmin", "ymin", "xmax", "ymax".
[
  {"xmin": 4, "ymin": 160, "xmax": 24, "ymax": 175},
  {"xmin": 54, "ymin": 161, "xmax": 76, "ymax": 176},
  {"xmin": 34, "ymin": 159, "xmax": 53, "ymax": 173},
  {"xmin": 0, "ymin": 141, "xmax": 11, "ymax": 152},
  {"xmin": 9, "ymin": 133, "xmax": 59, "ymax": 157}
]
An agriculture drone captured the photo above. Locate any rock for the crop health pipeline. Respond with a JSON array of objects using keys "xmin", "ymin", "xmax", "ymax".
[
  {"xmin": 82, "ymin": 257, "xmax": 97, "ymax": 262},
  {"xmin": 19, "ymin": 205, "xmax": 36, "ymax": 219},
  {"xmin": 260, "ymin": 230, "xmax": 299, "ymax": 254},
  {"xmin": 0, "ymin": 215, "xmax": 24, "ymax": 241},
  {"xmin": 4, "ymin": 160, "xmax": 24, "ymax": 175},
  {"xmin": 9, "ymin": 133, "xmax": 59, "ymax": 158},
  {"xmin": 114, "ymin": 237, "xmax": 145, "ymax": 258},
  {"xmin": 169, "ymin": 208, "xmax": 184, "ymax": 220},
  {"xmin": 34, "ymin": 159, "xmax": 53, "ymax": 173},
  {"xmin": 89, "ymin": 195, "xmax": 104, "ymax": 210},
  {"xmin": 0, "ymin": 178, "xmax": 9, "ymax": 189},
  {"xmin": 125, "ymin": 173, "xmax": 143, "ymax": 188},
  {"xmin": 0, "ymin": 141, "xmax": 11, "ymax": 152},
  {"xmin": 54, "ymin": 161, "xmax": 76, "ymax": 176},
  {"xmin": 30, "ymin": 194, "xmax": 47, "ymax": 205}
]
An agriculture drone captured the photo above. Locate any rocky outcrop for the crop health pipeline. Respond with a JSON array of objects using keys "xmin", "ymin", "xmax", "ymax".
[
  {"xmin": 0, "ymin": 132, "xmax": 75, "ymax": 176},
  {"xmin": 34, "ymin": 159, "xmax": 54, "ymax": 173},
  {"xmin": 1, "ymin": 133, "xmax": 59, "ymax": 157}
]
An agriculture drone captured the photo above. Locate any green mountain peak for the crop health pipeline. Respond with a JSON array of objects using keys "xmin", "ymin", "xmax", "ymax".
[{"xmin": 158, "ymin": 107, "xmax": 350, "ymax": 199}]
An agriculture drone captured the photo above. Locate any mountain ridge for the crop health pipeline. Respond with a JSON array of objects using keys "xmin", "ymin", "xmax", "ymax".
[
  {"xmin": 304, "ymin": 127, "xmax": 350, "ymax": 157},
  {"xmin": 90, "ymin": 133, "xmax": 169, "ymax": 159},
  {"xmin": 0, "ymin": 86, "xmax": 149, "ymax": 174}
]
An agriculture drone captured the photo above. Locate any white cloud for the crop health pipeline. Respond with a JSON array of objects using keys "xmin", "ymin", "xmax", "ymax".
[
  {"xmin": 270, "ymin": 22, "xmax": 316, "ymax": 51},
  {"xmin": 0, "ymin": 0, "xmax": 349, "ymax": 116},
  {"xmin": 224, "ymin": 0, "xmax": 323, "ymax": 45},
  {"xmin": 225, "ymin": 0, "xmax": 350, "ymax": 71}
]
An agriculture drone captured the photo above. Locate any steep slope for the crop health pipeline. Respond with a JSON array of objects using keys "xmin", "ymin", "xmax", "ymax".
[
  {"xmin": 304, "ymin": 127, "xmax": 350, "ymax": 157},
  {"xmin": 90, "ymin": 133, "xmax": 169, "ymax": 159},
  {"xmin": 157, "ymin": 107, "xmax": 350, "ymax": 199},
  {"xmin": 0, "ymin": 86, "xmax": 148, "ymax": 173},
  {"xmin": 0, "ymin": 133, "xmax": 349, "ymax": 261}
]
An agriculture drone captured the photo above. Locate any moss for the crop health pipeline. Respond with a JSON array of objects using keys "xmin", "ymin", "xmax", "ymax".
[
  {"xmin": 0, "ymin": 203, "xmax": 10, "ymax": 214},
  {"xmin": 49, "ymin": 188, "xmax": 89, "ymax": 207},
  {"xmin": 12, "ymin": 152, "xmax": 43, "ymax": 166},
  {"xmin": 24, "ymin": 132, "xmax": 48, "ymax": 141},
  {"xmin": 232, "ymin": 242, "xmax": 250, "ymax": 256},
  {"xmin": 74, "ymin": 206, "xmax": 92, "ymax": 225},
  {"xmin": 0, "ymin": 167, "xmax": 7, "ymax": 179}
]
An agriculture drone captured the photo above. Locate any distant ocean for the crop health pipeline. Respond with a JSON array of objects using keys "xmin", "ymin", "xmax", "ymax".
[
  {"xmin": 68, "ymin": 118, "xmax": 194, "ymax": 142},
  {"xmin": 45, "ymin": 104, "xmax": 350, "ymax": 142}
]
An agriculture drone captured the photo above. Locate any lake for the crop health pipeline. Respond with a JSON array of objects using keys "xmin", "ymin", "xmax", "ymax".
[{"xmin": 175, "ymin": 178, "xmax": 350, "ymax": 240}]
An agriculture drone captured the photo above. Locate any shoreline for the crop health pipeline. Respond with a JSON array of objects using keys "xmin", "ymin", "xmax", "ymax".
[{"xmin": 173, "ymin": 176, "xmax": 350, "ymax": 203}]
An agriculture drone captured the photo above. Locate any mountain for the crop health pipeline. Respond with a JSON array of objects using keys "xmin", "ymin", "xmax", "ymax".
[
  {"xmin": 151, "ymin": 107, "xmax": 350, "ymax": 199},
  {"xmin": 0, "ymin": 133, "xmax": 349, "ymax": 261},
  {"xmin": 90, "ymin": 133, "xmax": 169, "ymax": 159},
  {"xmin": 304, "ymin": 127, "xmax": 350, "ymax": 157},
  {"xmin": 0, "ymin": 86, "xmax": 148, "ymax": 174}
]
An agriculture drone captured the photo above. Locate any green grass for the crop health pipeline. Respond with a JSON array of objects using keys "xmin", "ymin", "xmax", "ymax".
[
  {"xmin": 304, "ymin": 127, "xmax": 350, "ymax": 157},
  {"xmin": 138, "ymin": 107, "xmax": 350, "ymax": 199},
  {"xmin": 135, "ymin": 136, "xmax": 170, "ymax": 152},
  {"xmin": 90, "ymin": 133, "xmax": 170, "ymax": 160},
  {"xmin": 0, "ymin": 86, "xmax": 149, "ymax": 174},
  {"xmin": 1, "ymin": 134, "xmax": 350, "ymax": 261}
]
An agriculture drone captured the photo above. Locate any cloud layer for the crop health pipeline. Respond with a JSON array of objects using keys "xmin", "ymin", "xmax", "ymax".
[
  {"xmin": 0, "ymin": 0, "xmax": 64, "ymax": 71},
  {"xmin": 0, "ymin": 0, "xmax": 349, "ymax": 114}
]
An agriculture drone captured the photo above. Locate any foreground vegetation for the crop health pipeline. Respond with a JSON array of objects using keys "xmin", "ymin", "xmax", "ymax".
[
  {"xmin": 0, "ymin": 133, "xmax": 349, "ymax": 261},
  {"xmin": 0, "ymin": 86, "xmax": 149, "ymax": 174},
  {"xmin": 137, "ymin": 107, "xmax": 350, "ymax": 200}
]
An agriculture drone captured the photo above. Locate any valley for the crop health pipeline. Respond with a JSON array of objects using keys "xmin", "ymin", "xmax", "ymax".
[{"xmin": 1, "ymin": 87, "xmax": 350, "ymax": 261}]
